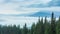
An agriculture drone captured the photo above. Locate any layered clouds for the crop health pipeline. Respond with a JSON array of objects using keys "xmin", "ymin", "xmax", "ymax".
[
  {"xmin": 0, "ymin": 0, "xmax": 60, "ymax": 27},
  {"xmin": 0, "ymin": 16, "xmax": 38, "ymax": 27},
  {"xmin": 0, "ymin": 0, "xmax": 60, "ymax": 15}
]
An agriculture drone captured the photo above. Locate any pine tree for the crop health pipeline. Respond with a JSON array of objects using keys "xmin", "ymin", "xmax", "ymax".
[
  {"xmin": 17, "ymin": 25, "xmax": 22, "ymax": 34},
  {"xmin": 44, "ymin": 16, "xmax": 51, "ymax": 34},
  {"xmin": 40, "ymin": 17, "xmax": 44, "ymax": 34},
  {"xmin": 0, "ymin": 25, "xmax": 1, "ymax": 34},
  {"xmin": 34, "ymin": 17, "xmax": 41, "ymax": 34},
  {"xmin": 44, "ymin": 16, "xmax": 48, "ymax": 34},
  {"xmin": 35, "ymin": 17, "xmax": 44, "ymax": 34},
  {"xmin": 51, "ymin": 12, "xmax": 56, "ymax": 34},
  {"xmin": 23, "ymin": 23, "xmax": 28, "ymax": 34},
  {"xmin": 13, "ymin": 24, "xmax": 17, "ymax": 34},
  {"xmin": 30, "ymin": 23, "xmax": 35, "ymax": 34},
  {"xmin": 34, "ymin": 17, "xmax": 39, "ymax": 34},
  {"xmin": 56, "ymin": 16, "xmax": 60, "ymax": 34}
]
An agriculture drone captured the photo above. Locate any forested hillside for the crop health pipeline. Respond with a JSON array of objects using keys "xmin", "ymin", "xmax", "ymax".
[{"xmin": 0, "ymin": 12, "xmax": 60, "ymax": 34}]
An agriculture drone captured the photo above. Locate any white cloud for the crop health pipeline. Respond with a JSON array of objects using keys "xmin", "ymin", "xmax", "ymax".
[
  {"xmin": 0, "ymin": 16, "xmax": 59, "ymax": 27},
  {"xmin": 0, "ymin": 0, "xmax": 52, "ymax": 9},
  {"xmin": 0, "ymin": 8, "xmax": 39, "ymax": 15},
  {"xmin": 0, "ymin": 16, "xmax": 38, "ymax": 27},
  {"xmin": 0, "ymin": 0, "xmax": 60, "ymax": 27},
  {"xmin": 0, "ymin": 0, "xmax": 57, "ymax": 15},
  {"xmin": 0, "ymin": 7, "xmax": 60, "ymax": 15},
  {"xmin": 38, "ymin": 7, "xmax": 60, "ymax": 11}
]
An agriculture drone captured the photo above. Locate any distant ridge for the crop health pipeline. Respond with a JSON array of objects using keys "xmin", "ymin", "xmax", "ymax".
[{"xmin": 28, "ymin": 11, "xmax": 60, "ymax": 17}]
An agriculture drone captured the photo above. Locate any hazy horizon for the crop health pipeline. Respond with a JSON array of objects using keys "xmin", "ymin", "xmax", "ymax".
[{"xmin": 0, "ymin": 0, "xmax": 60, "ymax": 27}]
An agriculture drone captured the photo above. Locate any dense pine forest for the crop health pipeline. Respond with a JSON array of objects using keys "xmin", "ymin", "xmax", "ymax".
[{"xmin": 0, "ymin": 12, "xmax": 60, "ymax": 34}]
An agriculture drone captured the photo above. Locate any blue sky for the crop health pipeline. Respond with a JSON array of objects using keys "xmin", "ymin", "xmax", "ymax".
[{"xmin": 0, "ymin": 0, "xmax": 60, "ymax": 27}]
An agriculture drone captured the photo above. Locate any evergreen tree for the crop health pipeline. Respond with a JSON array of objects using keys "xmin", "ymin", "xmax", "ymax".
[
  {"xmin": 31, "ymin": 23, "xmax": 35, "ymax": 34},
  {"xmin": 17, "ymin": 25, "xmax": 22, "ymax": 34},
  {"xmin": 44, "ymin": 16, "xmax": 48, "ymax": 34},
  {"xmin": 44, "ymin": 16, "xmax": 50, "ymax": 34},
  {"xmin": 34, "ymin": 17, "xmax": 41, "ymax": 34},
  {"xmin": 0, "ymin": 25, "xmax": 1, "ymax": 34},
  {"xmin": 51, "ymin": 12, "xmax": 56, "ymax": 34},
  {"xmin": 40, "ymin": 18, "xmax": 44, "ymax": 34},
  {"xmin": 56, "ymin": 16, "xmax": 60, "ymax": 34},
  {"xmin": 35, "ymin": 17, "xmax": 44, "ymax": 34},
  {"xmin": 23, "ymin": 23, "xmax": 28, "ymax": 34},
  {"xmin": 12, "ymin": 25, "xmax": 17, "ymax": 34}
]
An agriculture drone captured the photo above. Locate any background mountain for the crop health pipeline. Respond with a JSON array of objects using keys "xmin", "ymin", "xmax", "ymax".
[{"xmin": 28, "ymin": 11, "xmax": 60, "ymax": 17}]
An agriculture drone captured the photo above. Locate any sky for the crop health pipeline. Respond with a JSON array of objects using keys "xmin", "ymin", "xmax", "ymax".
[{"xmin": 0, "ymin": 0, "xmax": 60, "ymax": 27}]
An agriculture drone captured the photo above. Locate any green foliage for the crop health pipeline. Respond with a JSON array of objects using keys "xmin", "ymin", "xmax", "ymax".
[
  {"xmin": 50, "ymin": 12, "xmax": 56, "ymax": 34},
  {"xmin": 0, "ymin": 12, "xmax": 60, "ymax": 34},
  {"xmin": 30, "ymin": 23, "xmax": 35, "ymax": 34},
  {"xmin": 44, "ymin": 16, "xmax": 50, "ymax": 34},
  {"xmin": 23, "ymin": 23, "xmax": 28, "ymax": 34},
  {"xmin": 56, "ymin": 16, "xmax": 60, "ymax": 34}
]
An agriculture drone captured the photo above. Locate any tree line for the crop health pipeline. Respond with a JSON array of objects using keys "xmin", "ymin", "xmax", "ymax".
[{"xmin": 0, "ymin": 12, "xmax": 60, "ymax": 34}]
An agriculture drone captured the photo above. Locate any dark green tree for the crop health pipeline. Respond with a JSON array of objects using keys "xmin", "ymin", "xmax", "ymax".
[
  {"xmin": 23, "ymin": 23, "xmax": 28, "ymax": 34},
  {"xmin": 40, "ymin": 17, "xmax": 44, "ymax": 34},
  {"xmin": 35, "ymin": 17, "xmax": 44, "ymax": 34},
  {"xmin": 51, "ymin": 12, "xmax": 56, "ymax": 34},
  {"xmin": 56, "ymin": 16, "xmax": 60, "ymax": 34},
  {"xmin": 0, "ymin": 25, "xmax": 1, "ymax": 34},
  {"xmin": 44, "ymin": 16, "xmax": 51, "ymax": 34},
  {"xmin": 34, "ymin": 17, "xmax": 41, "ymax": 34},
  {"xmin": 17, "ymin": 25, "xmax": 22, "ymax": 34},
  {"xmin": 30, "ymin": 23, "xmax": 35, "ymax": 34}
]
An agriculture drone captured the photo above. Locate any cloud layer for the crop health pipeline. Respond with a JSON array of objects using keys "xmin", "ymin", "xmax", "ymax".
[
  {"xmin": 0, "ymin": 0, "xmax": 60, "ymax": 27},
  {"xmin": 0, "ymin": 0, "xmax": 59, "ymax": 14},
  {"xmin": 0, "ymin": 16, "xmax": 39, "ymax": 27},
  {"xmin": 0, "ymin": 0, "xmax": 60, "ymax": 15}
]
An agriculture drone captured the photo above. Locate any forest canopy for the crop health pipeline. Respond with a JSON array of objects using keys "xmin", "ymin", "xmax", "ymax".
[{"xmin": 0, "ymin": 12, "xmax": 60, "ymax": 34}]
